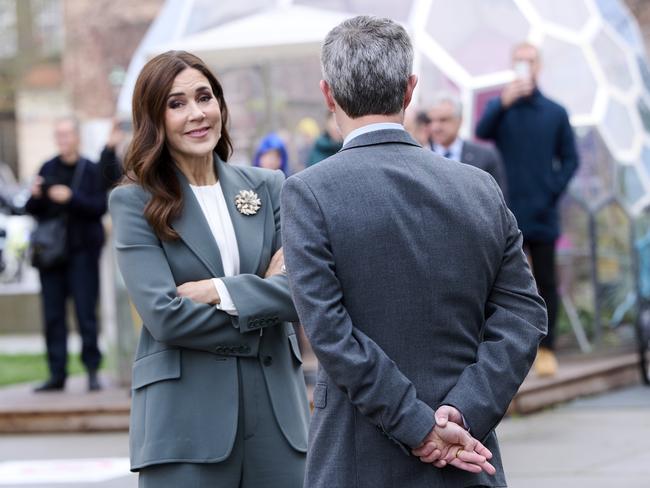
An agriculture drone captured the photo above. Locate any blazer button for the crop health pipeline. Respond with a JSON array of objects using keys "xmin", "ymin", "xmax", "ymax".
[{"xmin": 263, "ymin": 355, "xmax": 273, "ymax": 367}]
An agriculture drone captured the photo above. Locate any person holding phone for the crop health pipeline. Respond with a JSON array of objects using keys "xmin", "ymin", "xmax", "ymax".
[{"xmin": 476, "ymin": 42, "xmax": 580, "ymax": 377}]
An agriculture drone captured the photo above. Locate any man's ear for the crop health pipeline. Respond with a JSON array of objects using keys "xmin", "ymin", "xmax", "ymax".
[
  {"xmin": 320, "ymin": 80, "xmax": 337, "ymax": 112},
  {"xmin": 403, "ymin": 74, "xmax": 418, "ymax": 110}
]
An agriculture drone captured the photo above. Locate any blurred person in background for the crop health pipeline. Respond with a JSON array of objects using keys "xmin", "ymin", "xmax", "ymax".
[
  {"xmin": 109, "ymin": 50, "xmax": 308, "ymax": 487},
  {"xmin": 305, "ymin": 111, "xmax": 342, "ymax": 167},
  {"xmin": 98, "ymin": 117, "xmax": 131, "ymax": 191},
  {"xmin": 253, "ymin": 132, "xmax": 290, "ymax": 175},
  {"xmin": 294, "ymin": 116, "xmax": 320, "ymax": 171},
  {"xmin": 25, "ymin": 117, "xmax": 106, "ymax": 392},
  {"xmin": 403, "ymin": 108, "xmax": 432, "ymax": 148},
  {"xmin": 476, "ymin": 42, "xmax": 579, "ymax": 377},
  {"xmin": 429, "ymin": 92, "xmax": 507, "ymax": 196}
]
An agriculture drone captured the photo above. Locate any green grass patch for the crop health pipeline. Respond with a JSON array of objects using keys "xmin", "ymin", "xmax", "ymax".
[{"xmin": 0, "ymin": 353, "xmax": 97, "ymax": 387}]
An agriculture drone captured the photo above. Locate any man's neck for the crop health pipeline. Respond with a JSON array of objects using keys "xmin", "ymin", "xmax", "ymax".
[
  {"xmin": 337, "ymin": 113, "xmax": 403, "ymax": 140},
  {"xmin": 60, "ymin": 153, "xmax": 79, "ymax": 165}
]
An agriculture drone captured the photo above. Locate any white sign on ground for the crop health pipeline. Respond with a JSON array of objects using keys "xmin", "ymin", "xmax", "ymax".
[{"xmin": 0, "ymin": 458, "xmax": 131, "ymax": 484}]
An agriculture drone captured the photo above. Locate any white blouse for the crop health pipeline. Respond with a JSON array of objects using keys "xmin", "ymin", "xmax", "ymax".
[{"xmin": 189, "ymin": 182, "xmax": 239, "ymax": 315}]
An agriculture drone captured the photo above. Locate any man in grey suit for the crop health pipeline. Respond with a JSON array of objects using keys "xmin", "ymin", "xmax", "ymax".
[
  {"xmin": 281, "ymin": 16, "xmax": 547, "ymax": 488},
  {"xmin": 428, "ymin": 92, "xmax": 508, "ymax": 196}
]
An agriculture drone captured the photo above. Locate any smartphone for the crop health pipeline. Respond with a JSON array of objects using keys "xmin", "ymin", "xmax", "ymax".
[{"xmin": 514, "ymin": 61, "xmax": 531, "ymax": 80}]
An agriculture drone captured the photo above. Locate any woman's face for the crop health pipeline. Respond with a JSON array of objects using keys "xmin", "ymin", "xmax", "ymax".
[
  {"xmin": 164, "ymin": 68, "xmax": 222, "ymax": 163},
  {"xmin": 258, "ymin": 149, "xmax": 282, "ymax": 170}
]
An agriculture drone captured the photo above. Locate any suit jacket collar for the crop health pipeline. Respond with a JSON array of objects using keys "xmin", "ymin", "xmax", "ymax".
[
  {"xmin": 340, "ymin": 128, "xmax": 422, "ymax": 152},
  {"xmin": 171, "ymin": 153, "xmax": 266, "ymax": 277}
]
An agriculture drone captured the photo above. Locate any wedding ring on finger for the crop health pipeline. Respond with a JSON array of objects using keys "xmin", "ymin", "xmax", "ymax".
[{"xmin": 455, "ymin": 449, "xmax": 463, "ymax": 459}]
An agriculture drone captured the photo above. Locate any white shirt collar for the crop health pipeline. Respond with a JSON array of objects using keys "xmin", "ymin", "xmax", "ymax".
[
  {"xmin": 432, "ymin": 137, "xmax": 464, "ymax": 160},
  {"xmin": 343, "ymin": 122, "xmax": 405, "ymax": 147}
]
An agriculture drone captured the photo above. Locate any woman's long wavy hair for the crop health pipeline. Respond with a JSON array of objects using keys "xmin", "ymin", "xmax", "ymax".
[{"xmin": 123, "ymin": 50, "xmax": 232, "ymax": 240}]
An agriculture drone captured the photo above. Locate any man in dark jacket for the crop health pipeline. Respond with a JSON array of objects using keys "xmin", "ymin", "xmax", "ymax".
[
  {"xmin": 476, "ymin": 42, "xmax": 579, "ymax": 376},
  {"xmin": 26, "ymin": 117, "xmax": 106, "ymax": 391}
]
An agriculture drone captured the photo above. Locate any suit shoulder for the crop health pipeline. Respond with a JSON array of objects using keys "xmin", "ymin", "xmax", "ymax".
[
  {"xmin": 464, "ymin": 140, "xmax": 499, "ymax": 158},
  {"xmin": 540, "ymin": 94, "xmax": 569, "ymax": 116},
  {"xmin": 82, "ymin": 157, "xmax": 100, "ymax": 171},
  {"xmin": 39, "ymin": 157, "xmax": 59, "ymax": 172}
]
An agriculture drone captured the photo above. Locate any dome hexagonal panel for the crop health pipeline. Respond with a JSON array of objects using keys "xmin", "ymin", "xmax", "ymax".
[
  {"xmin": 425, "ymin": 0, "xmax": 529, "ymax": 77},
  {"xmin": 633, "ymin": 209, "xmax": 650, "ymax": 299},
  {"xmin": 538, "ymin": 37, "xmax": 597, "ymax": 117},
  {"xmin": 637, "ymin": 56, "xmax": 650, "ymax": 96},
  {"xmin": 558, "ymin": 196, "xmax": 593, "ymax": 317},
  {"xmin": 184, "ymin": 0, "xmax": 274, "ymax": 36},
  {"xmin": 592, "ymin": 28, "xmax": 635, "ymax": 92},
  {"xmin": 617, "ymin": 164, "xmax": 646, "ymax": 209},
  {"xmin": 417, "ymin": 56, "xmax": 459, "ymax": 108},
  {"xmin": 601, "ymin": 98, "xmax": 638, "ymax": 155},
  {"xmin": 528, "ymin": 0, "xmax": 590, "ymax": 32},
  {"xmin": 594, "ymin": 0, "xmax": 646, "ymax": 57},
  {"xmin": 295, "ymin": 0, "xmax": 414, "ymax": 20},
  {"xmin": 595, "ymin": 201, "xmax": 634, "ymax": 327},
  {"xmin": 637, "ymin": 97, "xmax": 650, "ymax": 133},
  {"xmin": 640, "ymin": 144, "xmax": 650, "ymax": 181},
  {"xmin": 570, "ymin": 127, "xmax": 616, "ymax": 206}
]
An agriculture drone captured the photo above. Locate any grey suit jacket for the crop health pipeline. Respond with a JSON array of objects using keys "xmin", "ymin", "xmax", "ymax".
[
  {"xmin": 460, "ymin": 139, "xmax": 508, "ymax": 198},
  {"xmin": 281, "ymin": 129, "xmax": 546, "ymax": 488},
  {"xmin": 109, "ymin": 155, "xmax": 309, "ymax": 471}
]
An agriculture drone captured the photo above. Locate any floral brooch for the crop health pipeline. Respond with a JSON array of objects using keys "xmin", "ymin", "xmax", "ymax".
[{"xmin": 234, "ymin": 190, "xmax": 261, "ymax": 216}]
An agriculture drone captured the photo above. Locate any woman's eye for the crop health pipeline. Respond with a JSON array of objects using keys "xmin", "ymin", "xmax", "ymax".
[
  {"xmin": 168, "ymin": 100, "xmax": 183, "ymax": 109},
  {"xmin": 199, "ymin": 95, "xmax": 212, "ymax": 103}
]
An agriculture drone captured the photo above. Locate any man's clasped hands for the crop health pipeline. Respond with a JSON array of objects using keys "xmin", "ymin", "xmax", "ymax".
[{"xmin": 412, "ymin": 405, "xmax": 497, "ymax": 475}]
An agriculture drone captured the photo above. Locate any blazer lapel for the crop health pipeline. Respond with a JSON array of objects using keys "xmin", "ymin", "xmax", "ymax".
[
  {"xmin": 171, "ymin": 167, "xmax": 225, "ymax": 278},
  {"xmin": 216, "ymin": 156, "xmax": 266, "ymax": 275}
]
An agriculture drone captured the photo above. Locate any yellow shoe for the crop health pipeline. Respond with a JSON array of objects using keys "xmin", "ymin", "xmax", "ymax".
[{"xmin": 534, "ymin": 347, "xmax": 558, "ymax": 377}]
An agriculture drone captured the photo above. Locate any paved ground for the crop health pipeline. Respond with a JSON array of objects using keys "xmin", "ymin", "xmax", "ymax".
[
  {"xmin": 499, "ymin": 384, "xmax": 650, "ymax": 488},
  {"xmin": 1, "ymin": 384, "xmax": 648, "ymax": 487}
]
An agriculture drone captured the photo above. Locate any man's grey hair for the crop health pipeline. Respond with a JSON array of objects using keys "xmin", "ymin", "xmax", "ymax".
[
  {"xmin": 321, "ymin": 16, "xmax": 413, "ymax": 118},
  {"xmin": 430, "ymin": 91, "xmax": 463, "ymax": 119}
]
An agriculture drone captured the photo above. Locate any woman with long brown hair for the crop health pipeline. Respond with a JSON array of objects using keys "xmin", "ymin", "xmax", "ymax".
[{"xmin": 109, "ymin": 50, "xmax": 308, "ymax": 487}]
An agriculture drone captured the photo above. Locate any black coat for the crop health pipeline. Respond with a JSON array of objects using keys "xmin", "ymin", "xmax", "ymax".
[
  {"xmin": 476, "ymin": 88, "xmax": 579, "ymax": 242},
  {"xmin": 25, "ymin": 156, "xmax": 106, "ymax": 251}
]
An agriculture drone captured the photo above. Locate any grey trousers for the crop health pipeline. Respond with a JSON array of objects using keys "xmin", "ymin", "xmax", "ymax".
[{"xmin": 139, "ymin": 357, "xmax": 305, "ymax": 488}]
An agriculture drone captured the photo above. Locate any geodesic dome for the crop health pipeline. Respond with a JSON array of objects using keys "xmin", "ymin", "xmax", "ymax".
[{"xmin": 120, "ymin": 0, "xmax": 650, "ymax": 342}]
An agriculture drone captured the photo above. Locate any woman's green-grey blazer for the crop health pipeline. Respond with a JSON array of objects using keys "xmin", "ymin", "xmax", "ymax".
[{"xmin": 108, "ymin": 154, "xmax": 309, "ymax": 471}]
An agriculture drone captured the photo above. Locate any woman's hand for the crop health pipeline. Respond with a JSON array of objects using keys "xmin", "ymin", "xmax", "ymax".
[
  {"xmin": 177, "ymin": 279, "xmax": 220, "ymax": 305},
  {"xmin": 265, "ymin": 248, "xmax": 285, "ymax": 278}
]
